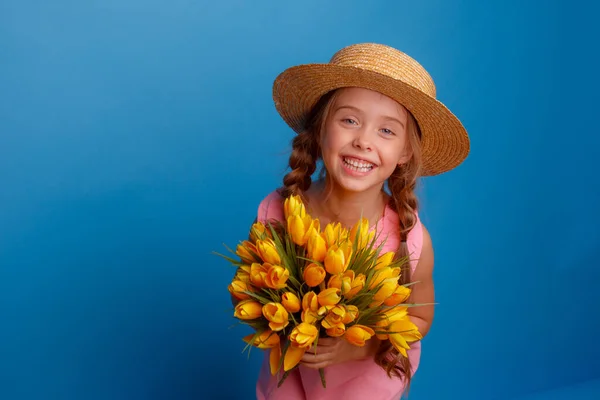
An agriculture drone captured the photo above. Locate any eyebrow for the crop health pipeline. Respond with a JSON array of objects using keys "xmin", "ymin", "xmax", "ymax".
[{"xmin": 334, "ymin": 105, "xmax": 406, "ymax": 128}]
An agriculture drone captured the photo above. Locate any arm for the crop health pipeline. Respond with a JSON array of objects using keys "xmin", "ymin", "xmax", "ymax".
[{"xmin": 407, "ymin": 224, "xmax": 435, "ymax": 338}]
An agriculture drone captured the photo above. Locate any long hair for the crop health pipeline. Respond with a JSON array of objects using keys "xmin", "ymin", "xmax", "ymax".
[{"xmin": 279, "ymin": 89, "xmax": 423, "ymax": 393}]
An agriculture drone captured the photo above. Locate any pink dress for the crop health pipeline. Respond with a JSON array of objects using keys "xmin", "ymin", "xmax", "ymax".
[{"xmin": 254, "ymin": 191, "xmax": 425, "ymax": 400}]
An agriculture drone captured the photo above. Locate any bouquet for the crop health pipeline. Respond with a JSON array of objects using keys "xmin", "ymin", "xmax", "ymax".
[{"xmin": 221, "ymin": 195, "xmax": 422, "ymax": 388}]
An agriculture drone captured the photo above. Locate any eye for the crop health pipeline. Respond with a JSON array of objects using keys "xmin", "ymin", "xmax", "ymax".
[
  {"xmin": 342, "ymin": 118, "xmax": 358, "ymax": 125},
  {"xmin": 380, "ymin": 128, "xmax": 395, "ymax": 135}
]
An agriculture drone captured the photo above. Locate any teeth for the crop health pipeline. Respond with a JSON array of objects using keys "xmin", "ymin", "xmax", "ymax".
[{"xmin": 343, "ymin": 157, "xmax": 374, "ymax": 172}]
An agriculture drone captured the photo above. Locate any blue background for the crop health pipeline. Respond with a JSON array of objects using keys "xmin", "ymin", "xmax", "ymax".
[{"xmin": 1, "ymin": 0, "xmax": 599, "ymax": 399}]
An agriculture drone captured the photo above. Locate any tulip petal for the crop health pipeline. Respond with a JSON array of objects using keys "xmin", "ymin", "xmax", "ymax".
[
  {"xmin": 270, "ymin": 343, "xmax": 282, "ymax": 375},
  {"xmin": 284, "ymin": 345, "xmax": 306, "ymax": 371}
]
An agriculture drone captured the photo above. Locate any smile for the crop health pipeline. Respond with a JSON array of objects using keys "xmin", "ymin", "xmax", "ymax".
[{"xmin": 342, "ymin": 156, "xmax": 375, "ymax": 173}]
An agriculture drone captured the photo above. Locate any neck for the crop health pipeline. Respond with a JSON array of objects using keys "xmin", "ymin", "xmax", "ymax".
[{"xmin": 307, "ymin": 177, "xmax": 387, "ymax": 229}]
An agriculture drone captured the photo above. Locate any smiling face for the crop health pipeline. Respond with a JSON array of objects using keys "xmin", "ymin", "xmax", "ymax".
[{"xmin": 319, "ymin": 87, "xmax": 411, "ymax": 195}]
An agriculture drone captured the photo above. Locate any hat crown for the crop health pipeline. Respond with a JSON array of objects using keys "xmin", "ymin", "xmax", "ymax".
[{"xmin": 329, "ymin": 43, "xmax": 437, "ymax": 98}]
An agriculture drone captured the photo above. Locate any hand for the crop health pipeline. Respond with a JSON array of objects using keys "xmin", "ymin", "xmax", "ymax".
[{"xmin": 300, "ymin": 337, "xmax": 379, "ymax": 369}]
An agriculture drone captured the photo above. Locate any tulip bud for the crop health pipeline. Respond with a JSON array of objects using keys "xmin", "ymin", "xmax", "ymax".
[
  {"xmin": 281, "ymin": 292, "xmax": 301, "ymax": 313},
  {"xmin": 324, "ymin": 247, "xmax": 346, "ymax": 275},
  {"xmin": 243, "ymin": 330, "xmax": 280, "ymax": 349},
  {"xmin": 264, "ymin": 264, "xmax": 289, "ymax": 290},
  {"xmin": 307, "ymin": 229, "xmax": 327, "ymax": 262},
  {"xmin": 236, "ymin": 241, "xmax": 258, "ymax": 264},
  {"xmin": 234, "ymin": 300, "xmax": 263, "ymax": 320},
  {"xmin": 303, "ymin": 263, "xmax": 326, "ymax": 287},
  {"xmin": 256, "ymin": 239, "xmax": 281, "ymax": 265},
  {"xmin": 228, "ymin": 279, "xmax": 251, "ymax": 300},
  {"xmin": 302, "ymin": 291, "xmax": 319, "ymax": 312},
  {"xmin": 342, "ymin": 305, "xmax": 359, "ymax": 324},
  {"xmin": 344, "ymin": 325, "xmax": 375, "ymax": 347},
  {"xmin": 383, "ymin": 285, "xmax": 412, "ymax": 306},
  {"xmin": 317, "ymin": 288, "xmax": 341, "ymax": 307},
  {"xmin": 375, "ymin": 252, "xmax": 395, "ymax": 270},
  {"xmin": 345, "ymin": 273, "xmax": 366, "ymax": 299},
  {"xmin": 262, "ymin": 302, "xmax": 290, "ymax": 332}
]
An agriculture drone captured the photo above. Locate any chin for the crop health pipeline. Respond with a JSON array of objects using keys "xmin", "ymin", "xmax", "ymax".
[{"xmin": 331, "ymin": 173, "xmax": 381, "ymax": 194}]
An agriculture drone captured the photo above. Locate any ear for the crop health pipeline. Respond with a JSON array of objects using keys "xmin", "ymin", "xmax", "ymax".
[{"xmin": 397, "ymin": 148, "xmax": 412, "ymax": 166}]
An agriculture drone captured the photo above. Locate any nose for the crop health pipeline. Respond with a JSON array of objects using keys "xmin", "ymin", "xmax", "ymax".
[{"xmin": 352, "ymin": 128, "xmax": 372, "ymax": 151}]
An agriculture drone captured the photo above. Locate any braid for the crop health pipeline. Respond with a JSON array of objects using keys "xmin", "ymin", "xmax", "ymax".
[
  {"xmin": 374, "ymin": 111, "xmax": 423, "ymax": 396},
  {"xmin": 280, "ymin": 131, "xmax": 319, "ymax": 197},
  {"xmin": 279, "ymin": 91, "xmax": 338, "ymax": 198}
]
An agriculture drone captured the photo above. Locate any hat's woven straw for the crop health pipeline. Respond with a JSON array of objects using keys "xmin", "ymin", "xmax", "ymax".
[{"xmin": 272, "ymin": 43, "xmax": 470, "ymax": 176}]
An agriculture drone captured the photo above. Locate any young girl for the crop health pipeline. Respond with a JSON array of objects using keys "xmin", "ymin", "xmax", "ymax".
[{"xmin": 253, "ymin": 43, "xmax": 470, "ymax": 400}]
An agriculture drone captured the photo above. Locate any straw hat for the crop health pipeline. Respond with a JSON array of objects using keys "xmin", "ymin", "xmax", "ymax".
[{"xmin": 272, "ymin": 43, "xmax": 470, "ymax": 176}]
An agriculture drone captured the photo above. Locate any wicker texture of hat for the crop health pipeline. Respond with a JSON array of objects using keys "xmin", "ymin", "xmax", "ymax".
[{"xmin": 272, "ymin": 43, "xmax": 470, "ymax": 176}]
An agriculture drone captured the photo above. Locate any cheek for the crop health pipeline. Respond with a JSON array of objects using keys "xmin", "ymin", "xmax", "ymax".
[{"xmin": 320, "ymin": 128, "xmax": 344, "ymax": 158}]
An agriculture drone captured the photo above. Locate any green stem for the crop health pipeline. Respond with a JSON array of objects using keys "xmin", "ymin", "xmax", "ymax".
[
  {"xmin": 277, "ymin": 370, "xmax": 291, "ymax": 388},
  {"xmin": 319, "ymin": 368, "xmax": 326, "ymax": 388}
]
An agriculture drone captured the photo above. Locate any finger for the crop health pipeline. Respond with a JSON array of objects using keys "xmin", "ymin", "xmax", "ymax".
[
  {"xmin": 301, "ymin": 351, "xmax": 332, "ymax": 364},
  {"xmin": 304, "ymin": 345, "xmax": 335, "ymax": 355},
  {"xmin": 301, "ymin": 361, "xmax": 331, "ymax": 370},
  {"xmin": 315, "ymin": 338, "xmax": 340, "ymax": 347}
]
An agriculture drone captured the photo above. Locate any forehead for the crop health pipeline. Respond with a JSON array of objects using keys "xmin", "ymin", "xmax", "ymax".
[{"xmin": 331, "ymin": 87, "xmax": 407, "ymax": 121}]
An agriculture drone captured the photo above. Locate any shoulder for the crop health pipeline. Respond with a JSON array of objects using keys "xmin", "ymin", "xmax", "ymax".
[
  {"xmin": 382, "ymin": 205, "xmax": 429, "ymax": 269},
  {"xmin": 257, "ymin": 189, "xmax": 285, "ymax": 223}
]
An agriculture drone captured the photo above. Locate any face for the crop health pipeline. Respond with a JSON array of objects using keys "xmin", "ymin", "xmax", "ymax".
[{"xmin": 320, "ymin": 87, "xmax": 411, "ymax": 194}]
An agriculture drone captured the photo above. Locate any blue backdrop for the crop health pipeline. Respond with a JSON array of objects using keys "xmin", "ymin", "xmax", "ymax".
[{"xmin": 1, "ymin": 1, "xmax": 599, "ymax": 399}]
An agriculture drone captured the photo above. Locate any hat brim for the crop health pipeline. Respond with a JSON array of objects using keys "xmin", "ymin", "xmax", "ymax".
[{"xmin": 272, "ymin": 63, "xmax": 470, "ymax": 176}]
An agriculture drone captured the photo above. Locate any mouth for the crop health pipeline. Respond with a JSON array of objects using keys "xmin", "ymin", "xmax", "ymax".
[{"xmin": 342, "ymin": 156, "xmax": 376, "ymax": 173}]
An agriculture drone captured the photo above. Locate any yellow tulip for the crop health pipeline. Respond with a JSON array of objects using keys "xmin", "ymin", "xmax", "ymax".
[
  {"xmin": 369, "ymin": 266, "xmax": 400, "ymax": 290},
  {"xmin": 235, "ymin": 265, "xmax": 251, "ymax": 283},
  {"xmin": 375, "ymin": 252, "xmax": 395, "ymax": 270},
  {"xmin": 302, "ymin": 291, "xmax": 319, "ymax": 312},
  {"xmin": 307, "ymin": 228, "xmax": 327, "ymax": 262},
  {"xmin": 371, "ymin": 279, "xmax": 399, "ymax": 307},
  {"xmin": 262, "ymin": 302, "xmax": 289, "ymax": 331},
  {"xmin": 384, "ymin": 306, "xmax": 409, "ymax": 323},
  {"xmin": 345, "ymin": 273, "xmax": 366, "ymax": 299},
  {"xmin": 388, "ymin": 318, "xmax": 422, "ymax": 357},
  {"xmin": 284, "ymin": 322, "xmax": 319, "ymax": 371},
  {"xmin": 327, "ymin": 273, "xmax": 352, "ymax": 295},
  {"xmin": 284, "ymin": 345, "xmax": 306, "ymax": 372},
  {"xmin": 321, "ymin": 305, "xmax": 346, "ymax": 328},
  {"xmin": 290, "ymin": 322, "xmax": 319, "ymax": 349},
  {"xmin": 326, "ymin": 324, "xmax": 346, "ymax": 337},
  {"xmin": 322, "ymin": 222, "xmax": 348, "ymax": 247},
  {"xmin": 303, "ymin": 263, "xmax": 326, "ymax": 287},
  {"xmin": 375, "ymin": 320, "xmax": 389, "ymax": 341},
  {"xmin": 375, "ymin": 306, "xmax": 409, "ymax": 340},
  {"xmin": 349, "ymin": 217, "xmax": 374, "ymax": 249},
  {"xmin": 317, "ymin": 288, "xmax": 341, "ymax": 307},
  {"xmin": 287, "ymin": 214, "xmax": 315, "ymax": 246},
  {"xmin": 270, "ymin": 342, "xmax": 281, "ymax": 375},
  {"xmin": 324, "ymin": 246, "xmax": 346, "ymax": 275},
  {"xmin": 281, "ymin": 292, "xmax": 301, "ymax": 313},
  {"xmin": 228, "ymin": 279, "xmax": 251, "ymax": 300},
  {"xmin": 256, "ymin": 239, "xmax": 281, "ymax": 265},
  {"xmin": 345, "ymin": 325, "xmax": 375, "ymax": 346},
  {"xmin": 317, "ymin": 305, "xmax": 335, "ymax": 316},
  {"xmin": 249, "ymin": 263, "xmax": 269, "ymax": 288},
  {"xmin": 236, "ymin": 241, "xmax": 259, "ymax": 264},
  {"xmin": 264, "ymin": 264, "xmax": 289, "ymax": 290},
  {"xmin": 234, "ymin": 300, "xmax": 263, "ymax": 320},
  {"xmin": 342, "ymin": 305, "xmax": 359, "ymax": 324},
  {"xmin": 283, "ymin": 195, "xmax": 306, "ymax": 219},
  {"xmin": 383, "ymin": 285, "xmax": 412, "ymax": 306},
  {"xmin": 301, "ymin": 309, "xmax": 319, "ymax": 324},
  {"xmin": 250, "ymin": 221, "xmax": 270, "ymax": 242},
  {"xmin": 243, "ymin": 330, "xmax": 280, "ymax": 349}
]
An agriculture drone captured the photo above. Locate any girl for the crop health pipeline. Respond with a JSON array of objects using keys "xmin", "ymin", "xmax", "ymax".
[{"xmin": 254, "ymin": 43, "xmax": 470, "ymax": 399}]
